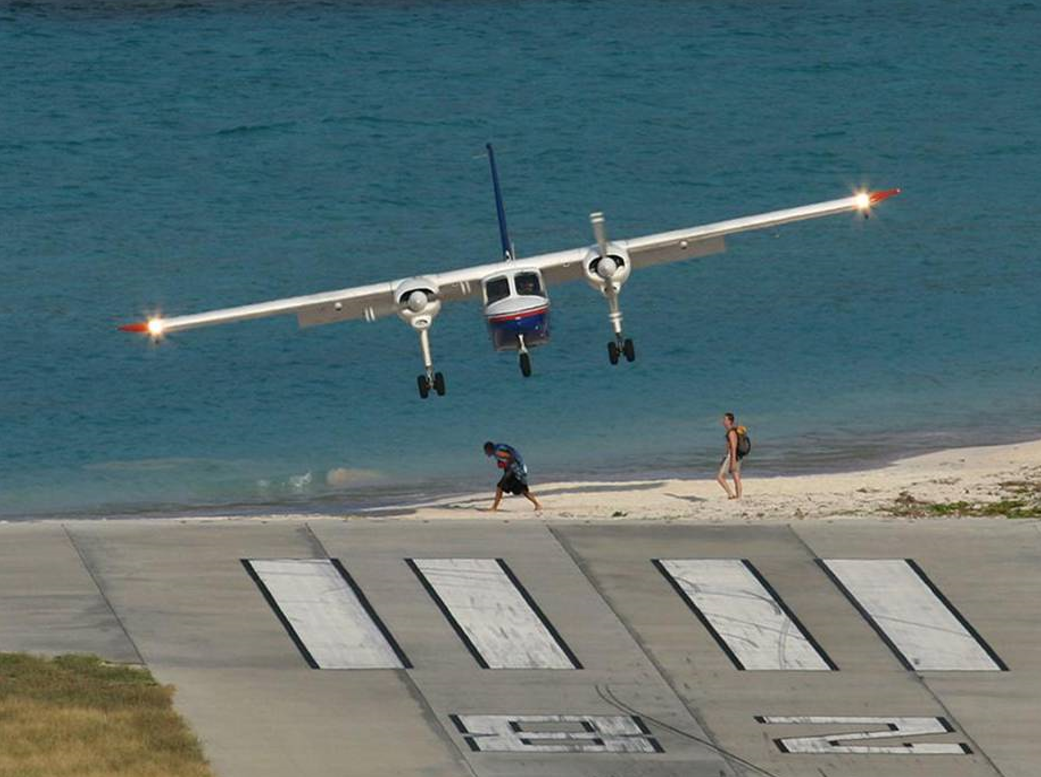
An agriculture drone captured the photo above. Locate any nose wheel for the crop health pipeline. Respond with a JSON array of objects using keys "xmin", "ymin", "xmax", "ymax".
[
  {"xmin": 607, "ymin": 338, "xmax": 635, "ymax": 365},
  {"xmin": 517, "ymin": 334, "xmax": 533, "ymax": 377}
]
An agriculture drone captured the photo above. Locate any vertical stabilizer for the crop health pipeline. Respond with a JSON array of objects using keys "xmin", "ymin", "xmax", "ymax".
[{"xmin": 486, "ymin": 143, "xmax": 515, "ymax": 261}]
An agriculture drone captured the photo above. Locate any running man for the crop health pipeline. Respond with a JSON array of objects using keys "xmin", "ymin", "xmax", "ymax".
[
  {"xmin": 484, "ymin": 441, "xmax": 542, "ymax": 511},
  {"xmin": 716, "ymin": 412, "xmax": 745, "ymax": 500}
]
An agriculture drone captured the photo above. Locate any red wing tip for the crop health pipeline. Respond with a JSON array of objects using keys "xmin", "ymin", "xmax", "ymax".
[
  {"xmin": 119, "ymin": 322, "xmax": 149, "ymax": 333},
  {"xmin": 869, "ymin": 188, "xmax": 901, "ymax": 204}
]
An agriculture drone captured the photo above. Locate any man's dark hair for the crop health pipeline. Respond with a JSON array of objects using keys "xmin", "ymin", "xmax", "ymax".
[
  {"xmin": 483, "ymin": 441, "xmax": 495, "ymax": 454},
  {"xmin": 724, "ymin": 412, "xmax": 735, "ymax": 423}
]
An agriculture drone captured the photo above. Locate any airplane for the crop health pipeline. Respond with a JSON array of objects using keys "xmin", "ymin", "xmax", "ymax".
[{"xmin": 121, "ymin": 145, "xmax": 900, "ymax": 398}]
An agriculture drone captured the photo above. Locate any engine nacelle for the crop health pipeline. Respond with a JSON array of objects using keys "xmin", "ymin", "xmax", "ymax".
[
  {"xmin": 583, "ymin": 243, "xmax": 632, "ymax": 295},
  {"xmin": 394, "ymin": 276, "xmax": 442, "ymax": 330}
]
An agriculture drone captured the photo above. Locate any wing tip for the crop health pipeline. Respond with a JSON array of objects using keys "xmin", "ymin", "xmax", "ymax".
[
  {"xmin": 120, "ymin": 318, "xmax": 165, "ymax": 336},
  {"xmin": 869, "ymin": 187, "xmax": 901, "ymax": 204}
]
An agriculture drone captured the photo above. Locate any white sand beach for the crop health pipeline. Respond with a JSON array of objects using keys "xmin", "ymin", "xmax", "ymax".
[
  {"xmin": 356, "ymin": 438, "xmax": 1041, "ymax": 523},
  {"xmin": 10, "ymin": 438, "xmax": 1039, "ymax": 526}
]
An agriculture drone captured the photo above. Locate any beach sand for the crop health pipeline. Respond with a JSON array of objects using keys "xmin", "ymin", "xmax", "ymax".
[
  {"xmin": 349, "ymin": 437, "xmax": 1041, "ymax": 523},
  {"xmin": 9, "ymin": 438, "xmax": 1039, "ymax": 526}
]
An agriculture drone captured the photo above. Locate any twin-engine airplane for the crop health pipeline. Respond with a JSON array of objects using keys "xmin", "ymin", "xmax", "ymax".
[{"xmin": 121, "ymin": 145, "xmax": 899, "ymax": 398}]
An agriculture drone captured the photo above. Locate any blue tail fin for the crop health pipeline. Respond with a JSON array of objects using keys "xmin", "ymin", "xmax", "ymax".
[{"xmin": 486, "ymin": 143, "xmax": 514, "ymax": 261}]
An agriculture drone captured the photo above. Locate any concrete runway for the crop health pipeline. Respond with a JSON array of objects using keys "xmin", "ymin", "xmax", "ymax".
[{"xmin": 1, "ymin": 517, "xmax": 1037, "ymax": 777}]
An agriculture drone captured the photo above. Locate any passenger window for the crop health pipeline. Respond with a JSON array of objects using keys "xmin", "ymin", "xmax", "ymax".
[
  {"xmin": 485, "ymin": 277, "xmax": 510, "ymax": 304},
  {"xmin": 514, "ymin": 272, "xmax": 543, "ymax": 297}
]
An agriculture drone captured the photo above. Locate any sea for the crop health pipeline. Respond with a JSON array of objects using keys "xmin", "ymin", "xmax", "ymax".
[{"xmin": 2, "ymin": 0, "xmax": 1040, "ymax": 518}]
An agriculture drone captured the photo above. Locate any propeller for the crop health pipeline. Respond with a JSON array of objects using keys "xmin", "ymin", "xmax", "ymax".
[
  {"xmin": 590, "ymin": 211, "xmax": 617, "ymax": 279},
  {"xmin": 407, "ymin": 290, "xmax": 429, "ymax": 312}
]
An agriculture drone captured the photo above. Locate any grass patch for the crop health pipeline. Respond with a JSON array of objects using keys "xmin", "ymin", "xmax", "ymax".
[
  {"xmin": 889, "ymin": 491, "xmax": 1041, "ymax": 519},
  {"xmin": 0, "ymin": 653, "xmax": 214, "ymax": 777},
  {"xmin": 998, "ymin": 479, "xmax": 1041, "ymax": 497}
]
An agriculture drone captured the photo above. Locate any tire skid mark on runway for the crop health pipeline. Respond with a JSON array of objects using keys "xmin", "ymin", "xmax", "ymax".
[
  {"xmin": 407, "ymin": 557, "xmax": 580, "ymax": 669},
  {"xmin": 655, "ymin": 558, "xmax": 835, "ymax": 671},
  {"xmin": 244, "ymin": 558, "xmax": 410, "ymax": 669},
  {"xmin": 819, "ymin": 558, "xmax": 1006, "ymax": 671}
]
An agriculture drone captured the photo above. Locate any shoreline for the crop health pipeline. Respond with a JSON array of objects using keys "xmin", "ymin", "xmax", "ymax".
[
  {"xmin": 6, "ymin": 436, "xmax": 1041, "ymax": 524},
  {"xmin": 9, "ymin": 424, "xmax": 1041, "ymax": 522}
]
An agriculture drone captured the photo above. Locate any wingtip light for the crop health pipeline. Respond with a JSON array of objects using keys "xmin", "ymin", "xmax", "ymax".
[
  {"xmin": 869, "ymin": 187, "xmax": 901, "ymax": 204},
  {"xmin": 854, "ymin": 187, "xmax": 901, "ymax": 212},
  {"xmin": 119, "ymin": 318, "xmax": 165, "ymax": 337}
]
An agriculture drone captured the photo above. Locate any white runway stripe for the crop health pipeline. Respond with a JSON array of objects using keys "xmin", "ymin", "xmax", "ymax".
[
  {"xmin": 245, "ymin": 559, "xmax": 408, "ymax": 669},
  {"xmin": 821, "ymin": 559, "xmax": 1006, "ymax": 671},
  {"xmin": 409, "ymin": 558, "xmax": 579, "ymax": 669},
  {"xmin": 656, "ymin": 559, "xmax": 834, "ymax": 671}
]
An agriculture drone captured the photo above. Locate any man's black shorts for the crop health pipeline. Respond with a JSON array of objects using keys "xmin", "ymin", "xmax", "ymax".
[{"xmin": 498, "ymin": 472, "xmax": 529, "ymax": 495}]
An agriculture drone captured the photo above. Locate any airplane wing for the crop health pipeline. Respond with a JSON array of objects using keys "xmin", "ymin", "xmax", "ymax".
[
  {"xmin": 120, "ymin": 189, "xmax": 898, "ymax": 336},
  {"xmin": 623, "ymin": 188, "xmax": 900, "ymax": 269},
  {"xmin": 120, "ymin": 280, "xmax": 399, "ymax": 335}
]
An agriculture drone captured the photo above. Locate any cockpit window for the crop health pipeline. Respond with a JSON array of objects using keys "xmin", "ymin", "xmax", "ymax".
[
  {"xmin": 515, "ymin": 272, "xmax": 544, "ymax": 297},
  {"xmin": 485, "ymin": 276, "xmax": 510, "ymax": 304}
]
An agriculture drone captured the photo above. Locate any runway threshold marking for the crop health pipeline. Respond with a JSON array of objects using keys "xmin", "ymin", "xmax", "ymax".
[
  {"xmin": 819, "ymin": 559, "xmax": 1006, "ymax": 671},
  {"xmin": 655, "ymin": 559, "xmax": 835, "ymax": 670},
  {"xmin": 243, "ymin": 559, "xmax": 410, "ymax": 669},
  {"xmin": 407, "ymin": 558, "xmax": 580, "ymax": 669},
  {"xmin": 756, "ymin": 716, "xmax": 971, "ymax": 755}
]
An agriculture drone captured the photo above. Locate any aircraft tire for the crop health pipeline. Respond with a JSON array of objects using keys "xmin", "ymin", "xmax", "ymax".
[
  {"xmin": 519, "ymin": 352, "xmax": 532, "ymax": 377},
  {"xmin": 417, "ymin": 375, "xmax": 430, "ymax": 399},
  {"xmin": 434, "ymin": 372, "xmax": 446, "ymax": 396},
  {"xmin": 623, "ymin": 338, "xmax": 635, "ymax": 362},
  {"xmin": 607, "ymin": 341, "xmax": 620, "ymax": 365}
]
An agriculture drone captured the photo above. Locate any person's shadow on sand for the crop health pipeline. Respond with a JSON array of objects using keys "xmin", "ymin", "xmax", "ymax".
[{"xmin": 665, "ymin": 493, "xmax": 708, "ymax": 503}]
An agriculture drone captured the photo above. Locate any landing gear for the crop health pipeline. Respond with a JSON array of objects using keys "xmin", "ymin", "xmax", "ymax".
[
  {"xmin": 607, "ymin": 337, "xmax": 636, "ymax": 365},
  {"xmin": 623, "ymin": 337, "xmax": 635, "ymax": 362},
  {"xmin": 413, "ymin": 325, "xmax": 446, "ymax": 399},
  {"xmin": 603, "ymin": 284, "xmax": 635, "ymax": 366},
  {"xmin": 417, "ymin": 371, "xmax": 446, "ymax": 399},
  {"xmin": 395, "ymin": 282, "xmax": 445, "ymax": 399},
  {"xmin": 587, "ymin": 211, "xmax": 637, "ymax": 369},
  {"xmin": 518, "ymin": 334, "xmax": 533, "ymax": 377}
]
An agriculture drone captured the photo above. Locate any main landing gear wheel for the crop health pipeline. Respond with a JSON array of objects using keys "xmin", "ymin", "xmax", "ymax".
[
  {"xmin": 519, "ymin": 352, "xmax": 532, "ymax": 377},
  {"xmin": 623, "ymin": 338, "xmax": 635, "ymax": 362},
  {"xmin": 608, "ymin": 339, "xmax": 636, "ymax": 365},
  {"xmin": 417, "ymin": 373, "xmax": 445, "ymax": 398}
]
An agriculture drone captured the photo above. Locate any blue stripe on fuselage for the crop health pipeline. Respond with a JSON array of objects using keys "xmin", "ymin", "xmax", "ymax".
[
  {"xmin": 486, "ymin": 308, "xmax": 551, "ymax": 351},
  {"xmin": 488, "ymin": 309, "xmax": 548, "ymax": 334}
]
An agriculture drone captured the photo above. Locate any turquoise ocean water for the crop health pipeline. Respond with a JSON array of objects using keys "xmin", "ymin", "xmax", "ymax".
[{"xmin": 2, "ymin": 0, "xmax": 1040, "ymax": 517}]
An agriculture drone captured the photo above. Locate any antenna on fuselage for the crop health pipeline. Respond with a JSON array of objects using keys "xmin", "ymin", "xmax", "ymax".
[{"xmin": 486, "ymin": 143, "xmax": 515, "ymax": 262}]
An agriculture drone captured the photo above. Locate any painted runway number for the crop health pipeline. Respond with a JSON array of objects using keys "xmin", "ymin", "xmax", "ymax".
[
  {"xmin": 452, "ymin": 714, "xmax": 662, "ymax": 753},
  {"xmin": 757, "ymin": 716, "xmax": 971, "ymax": 755}
]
